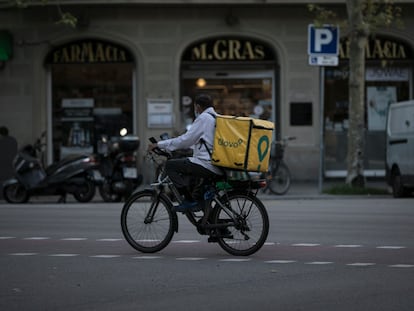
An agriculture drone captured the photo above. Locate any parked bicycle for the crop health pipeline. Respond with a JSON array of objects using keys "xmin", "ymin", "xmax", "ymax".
[
  {"xmin": 262, "ymin": 136, "xmax": 296, "ymax": 195},
  {"xmin": 120, "ymin": 138, "xmax": 269, "ymax": 256}
]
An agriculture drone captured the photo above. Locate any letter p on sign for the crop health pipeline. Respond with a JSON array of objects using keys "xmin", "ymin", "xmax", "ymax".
[{"xmin": 308, "ymin": 25, "xmax": 339, "ymax": 55}]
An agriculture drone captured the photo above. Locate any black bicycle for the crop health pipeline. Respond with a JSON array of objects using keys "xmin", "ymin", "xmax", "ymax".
[
  {"xmin": 262, "ymin": 136, "xmax": 296, "ymax": 195},
  {"xmin": 120, "ymin": 139, "xmax": 269, "ymax": 256}
]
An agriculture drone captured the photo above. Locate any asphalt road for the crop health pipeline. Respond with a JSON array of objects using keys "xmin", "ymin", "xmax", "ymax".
[{"xmin": 0, "ymin": 197, "xmax": 413, "ymax": 311}]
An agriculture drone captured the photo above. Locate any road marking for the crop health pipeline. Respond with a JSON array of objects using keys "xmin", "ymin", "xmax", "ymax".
[
  {"xmin": 49, "ymin": 254, "xmax": 79, "ymax": 257},
  {"xmin": 0, "ymin": 237, "xmax": 16, "ymax": 240},
  {"xmin": 265, "ymin": 260, "xmax": 296, "ymax": 264},
  {"xmin": 90, "ymin": 255, "xmax": 121, "ymax": 258},
  {"xmin": 306, "ymin": 261, "xmax": 334, "ymax": 265},
  {"xmin": 132, "ymin": 256, "xmax": 163, "ymax": 260},
  {"xmin": 4, "ymin": 251, "xmax": 414, "ymax": 269},
  {"xmin": 292, "ymin": 243, "xmax": 320, "ymax": 247},
  {"xmin": 334, "ymin": 244, "xmax": 362, "ymax": 248},
  {"xmin": 24, "ymin": 237, "xmax": 50, "ymax": 240},
  {"xmin": 96, "ymin": 238, "xmax": 123, "ymax": 242},
  {"xmin": 389, "ymin": 264, "xmax": 414, "ymax": 268},
  {"xmin": 219, "ymin": 258, "xmax": 252, "ymax": 262},
  {"xmin": 376, "ymin": 246, "xmax": 406, "ymax": 249},
  {"xmin": 61, "ymin": 238, "xmax": 88, "ymax": 241},
  {"xmin": 172, "ymin": 240, "xmax": 200, "ymax": 244},
  {"xmin": 347, "ymin": 263, "xmax": 376, "ymax": 267}
]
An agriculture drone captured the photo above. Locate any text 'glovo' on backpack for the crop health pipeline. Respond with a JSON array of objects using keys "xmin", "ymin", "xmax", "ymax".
[{"xmin": 211, "ymin": 115, "xmax": 274, "ymax": 172}]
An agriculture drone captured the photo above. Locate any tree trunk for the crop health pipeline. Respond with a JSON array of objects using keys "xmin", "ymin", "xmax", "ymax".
[{"xmin": 346, "ymin": 0, "xmax": 368, "ymax": 187}]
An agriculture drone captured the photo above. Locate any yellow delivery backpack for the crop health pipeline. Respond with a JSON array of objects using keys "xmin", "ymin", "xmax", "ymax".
[{"xmin": 211, "ymin": 115, "xmax": 274, "ymax": 172}]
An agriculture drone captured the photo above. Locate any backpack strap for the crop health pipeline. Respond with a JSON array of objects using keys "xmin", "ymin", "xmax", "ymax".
[{"xmin": 200, "ymin": 112, "xmax": 216, "ymax": 157}]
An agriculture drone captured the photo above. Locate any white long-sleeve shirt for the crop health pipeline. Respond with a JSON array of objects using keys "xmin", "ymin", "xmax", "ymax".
[{"xmin": 157, "ymin": 107, "xmax": 223, "ymax": 175}]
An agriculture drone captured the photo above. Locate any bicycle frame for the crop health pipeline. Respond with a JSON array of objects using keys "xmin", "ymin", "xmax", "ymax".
[
  {"xmin": 146, "ymin": 150, "xmax": 259, "ymax": 234},
  {"xmin": 121, "ymin": 147, "xmax": 270, "ymax": 256}
]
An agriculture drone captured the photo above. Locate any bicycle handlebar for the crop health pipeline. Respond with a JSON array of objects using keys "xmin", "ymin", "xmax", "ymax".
[{"xmin": 149, "ymin": 137, "xmax": 171, "ymax": 158}]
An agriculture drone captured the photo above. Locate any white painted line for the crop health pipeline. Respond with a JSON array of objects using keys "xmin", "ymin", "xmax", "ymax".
[
  {"xmin": 376, "ymin": 246, "xmax": 406, "ymax": 249},
  {"xmin": 265, "ymin": 260, "xmax": 296, "ymax": 264},
  {"xmin": 49, "ymin": 254, "xmax": 79, "ymax": 257},
  {"xmin": 0, "ymin": 237, "xmax": 16, "ymax": 240},
  {"xmin": 132, "ymin": 256, "xmax": 163, "ymax": 260},
  {"xmin": 61, "ymin": 238, "xmax": 88, "ymax": 241},
  {"xmin": 90, "ymin": 255, "xmax": 121, "ymax": 258},
  {"xmin": 334, "ymin": 244, "xmax": 362, "ymax": 248},
  {"xmin": 292, "ymin": 243, "xmax": 320, "ymax": 247},
  {"xmin": 9, "ymin": 253, "xmax": 38, "ymax": 256},
  {"xmin": 172, "ymin": 240, "xmax": 200, "ymax": 244},
  {"xmin": 219, "ymin": 258, "xmax": 252, "ymax": 262},
  {"xmin": 347, "ymin": 263, "xmax": 376, "ymax": 267},
  {"xmin": 176, "ymin": 257, "xmax": 206, "ymax": 261},
  {"xmin": 264, "ymin": 242, "xmax": 276, "ymax": 246},
  {"xmin": 96, "ymin": 238, "xmax": 123, "ymax": 242},
  {"xmin": 24, "ymin": 237, "xmax": 50, "ymax": 240},
  {"xmin": 305, "ymin": 261, "xmax": 334, "ymax": 265},
  {"xmin": 389, "ymin": 264, "xmax": 414, "ymax": 268}
]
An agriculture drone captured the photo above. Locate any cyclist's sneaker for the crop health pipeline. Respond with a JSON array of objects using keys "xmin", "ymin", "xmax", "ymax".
[{"xmin": 174, "ymin": 200, "xmax": 201, "ymax": 212}]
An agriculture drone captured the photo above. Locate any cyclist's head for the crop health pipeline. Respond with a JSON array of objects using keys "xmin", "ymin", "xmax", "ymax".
[{"xmin": 195, "ymin": 93, "xmax": 213, "ymax": 110}]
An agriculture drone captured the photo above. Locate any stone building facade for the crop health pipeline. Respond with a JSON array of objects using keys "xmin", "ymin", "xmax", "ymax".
[{"xmin": 1, "ymin": 0, "xmax": 413, "ymax": 184}]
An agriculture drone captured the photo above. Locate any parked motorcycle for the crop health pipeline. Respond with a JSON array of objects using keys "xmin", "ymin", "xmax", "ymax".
[
  {"xmin": 96, "ymin": 132, "xmax": 143, "ymax": 202},
  {"xmin": 2, "ymin": 133, "xmax": 98, "ymax": 203}
]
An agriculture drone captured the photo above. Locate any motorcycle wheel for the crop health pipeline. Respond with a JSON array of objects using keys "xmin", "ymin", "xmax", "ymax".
[
  {"xmin": 73, "ymin": 179, "xmax": 96, "ymax": 203},
  {"xmin": 3, "ymin": 182, "xmax": 29, "ymax": 203},
  {"xmin": 98, "ymin": 181, "xmax": 122, "ymax": 202}
]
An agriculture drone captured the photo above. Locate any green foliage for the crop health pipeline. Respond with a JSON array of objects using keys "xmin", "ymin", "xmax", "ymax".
[
  {"xmin": 308, "ymin": 1, "xmax": 403, "ymax": 34},
  {"xmin": 307, "ymin": 4, "xmax": 339, "ymax": 27},
  {"xmin": 55, "ymin": 11, "xmax": 78, "ymax": 28},
  {"xmin": 13, "ymin": 0, "xmax": 77, "ymax": 28}
]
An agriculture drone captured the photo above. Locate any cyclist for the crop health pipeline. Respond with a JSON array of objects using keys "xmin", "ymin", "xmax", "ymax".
[{"xmin": 148, "ymin": 93, "xmax": 223, "ymax": 211}]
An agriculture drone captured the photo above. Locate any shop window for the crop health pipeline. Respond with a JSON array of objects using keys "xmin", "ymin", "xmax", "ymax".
[
  {"xmin": 51, "ymin": 63, "xmax": 134, "ymax": 160},
  {"xmin": 323, "ymin": 65, "xmax": 411, "ymax": 174},
  {"xmin": 181, "ymin": 73, "xmax": 274, "ymax": 132},
  {"xmin": 46, "ymin": 39, "xmax": 135, "ymax": 161}
]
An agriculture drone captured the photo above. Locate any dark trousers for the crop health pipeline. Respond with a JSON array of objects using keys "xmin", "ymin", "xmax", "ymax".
[{"xmin": 165, "ymin": 158, "xmax": 219, "ymax": 200}]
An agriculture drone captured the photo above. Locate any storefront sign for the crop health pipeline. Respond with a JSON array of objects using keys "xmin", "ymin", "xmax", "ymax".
[
  {"xmin": 45, "ymin": 39, "xmax": 133, "ymax": 64},
  {"xmin": 339, "ymin": 37, "xmax": 411, "ymax": 60},
  {"xmin": 182, "ymin": 37, "xmax": 275, "ymax": 62},
  {"xmin": 366, "ymin": 67, "xmax": 410, "ymax": 81}
]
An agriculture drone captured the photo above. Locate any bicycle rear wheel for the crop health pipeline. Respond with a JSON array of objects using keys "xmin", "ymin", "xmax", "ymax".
[
  {"xmin": 213, "ymin": 192, "xmax": 269, "ymax": 256},
  {"xmin": 121, "ymin": 190, "xmax": 176, "ymax": 253},
  {"xmin": 267, "ymin": 162, "xmax": 291, "ymax": 195}
]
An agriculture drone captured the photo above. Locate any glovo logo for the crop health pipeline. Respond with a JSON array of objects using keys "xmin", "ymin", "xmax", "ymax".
[
  {"xmin": 257, "ymin": 135, "xmax": 270, "ymax": 171},
  {"xmin": 218, "ymin": 138, "xmax": 244, "ymax": 148}
]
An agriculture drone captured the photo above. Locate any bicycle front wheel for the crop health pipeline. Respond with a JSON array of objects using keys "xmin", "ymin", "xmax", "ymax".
[
  {"xmin": 267, "ymin": 162, "xmax": 291, "ymax": 195},
  {"xmin": 214, "ymin": 192, "xmax": 269, "ymax": 256},
  {"xmin": 121, "ymin": 190, "xmax": 176, "ymax": 253}
]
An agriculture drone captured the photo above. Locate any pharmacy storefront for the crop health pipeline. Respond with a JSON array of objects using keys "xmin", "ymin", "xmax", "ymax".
[
  {"xmin": 45, "ymin": 39, "xmax": 135, "ymax": 161},
  {"xmin": 323, "ymin": 35, "xmax": 413, "ymax": 177}
]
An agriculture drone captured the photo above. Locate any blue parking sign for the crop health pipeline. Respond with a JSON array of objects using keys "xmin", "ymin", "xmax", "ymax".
[{"xmin": 308, "ymin": 25, "xmax": 339, "ymax": 55}]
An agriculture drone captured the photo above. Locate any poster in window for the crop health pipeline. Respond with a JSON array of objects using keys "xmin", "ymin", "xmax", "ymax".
[
  {"xmin": 366, "ymin": 87, "xmax": 396, "ymax": 131},
  {"xmin": 147, "ymin": 99, "xmax": 174, "ymax": 128}
]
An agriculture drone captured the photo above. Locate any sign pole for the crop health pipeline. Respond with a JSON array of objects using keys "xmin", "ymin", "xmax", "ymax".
[{"xmin": 318, "ymin": 66, "xmax": 325, "ymax": 194}]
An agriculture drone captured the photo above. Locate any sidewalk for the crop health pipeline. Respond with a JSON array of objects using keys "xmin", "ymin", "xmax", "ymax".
[
  {"xmin": 257, "ymin": 179, "xmax": 392, "ymax": 200},
  {"xmin": 0, "ymin": 179, "xmax": 393, "ymax": 204}
]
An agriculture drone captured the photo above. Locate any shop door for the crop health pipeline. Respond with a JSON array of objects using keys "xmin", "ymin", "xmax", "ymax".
[
  {"xmin": 181, "ymin": 70, "xmax": 275, "ymax": 131},
  {"xmin": 50, "ymin": 63, "xmax": 134, "ymax": 161}
]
